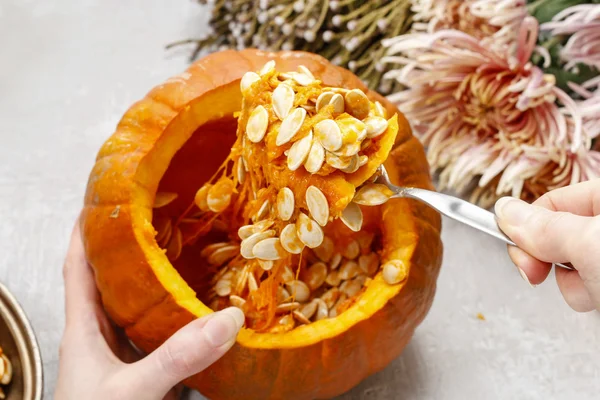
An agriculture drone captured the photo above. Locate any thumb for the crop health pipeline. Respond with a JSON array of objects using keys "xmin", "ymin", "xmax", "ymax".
[{"xmin": 126, "ymin": 307, "xmax": 244, "ymax": 397}]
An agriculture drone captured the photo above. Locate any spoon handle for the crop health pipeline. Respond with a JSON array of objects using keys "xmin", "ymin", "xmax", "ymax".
[{"xmin": 397, "ymin": 188, "xmax": 575, "ymax": 271}]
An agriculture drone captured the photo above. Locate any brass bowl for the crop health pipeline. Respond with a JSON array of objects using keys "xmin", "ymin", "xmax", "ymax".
[{"xmin": 0, "ymin": 282, "xmax": 43, "ymax": 400}]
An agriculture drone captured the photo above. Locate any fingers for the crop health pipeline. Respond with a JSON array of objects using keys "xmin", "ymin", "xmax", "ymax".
[
  {"xmin": 63, "ymin": 219, "xmax": 101, "ymax": 328},
  {"xmin": 555, "ymin": 268, "xmax": 596, "ymax": 312},
  {"xmin": 533, "ymin": 179, "xmax": 600, "ymax": 216},
  {"xmin": 507, "ymin": 246, "xmax": 551, "ymax": 286},
  {"xmin": 126, "ymin": 307, "xmax": 244, "ymax": 396}
]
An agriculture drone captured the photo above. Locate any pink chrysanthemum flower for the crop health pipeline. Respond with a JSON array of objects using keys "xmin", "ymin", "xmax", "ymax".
[
  {"xmin": 411, "ymin": 0, "xmax": 527, "ymax": 50},
  {"xmin": 540, "ymin": 4, "xmax": 600, "ymax": 71},
  {"xmin": 382, "ymin": 17, "xmax": 597, "ymax": 206}
]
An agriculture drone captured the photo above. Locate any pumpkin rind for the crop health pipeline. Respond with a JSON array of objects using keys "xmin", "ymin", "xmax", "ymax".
[{"xmin": 81, "ymin": 49, "xmax": 442, "ymax": 400}]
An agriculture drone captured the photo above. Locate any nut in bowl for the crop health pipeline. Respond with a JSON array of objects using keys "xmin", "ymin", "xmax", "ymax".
[{"xmin": 82, "ymin": 49, "xmax": 442, "ymax": 399}]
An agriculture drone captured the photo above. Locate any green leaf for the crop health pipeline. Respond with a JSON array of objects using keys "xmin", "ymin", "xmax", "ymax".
[
  {"xmin": 544, "ymin": 64, "xmax": 599, "ymax": 93},
  {"xmin": 528, "ymin": 0, "xmax": 592, "ymax": 24}
]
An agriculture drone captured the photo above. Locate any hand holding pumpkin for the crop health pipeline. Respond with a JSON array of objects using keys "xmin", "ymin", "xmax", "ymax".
[
  {"xmin": 54, "ymin": 221, "xmax": 244, "ymax": 400},
  {"xmin": 496, "ymin": 180, "xmax": 600, "ymax": 312}
]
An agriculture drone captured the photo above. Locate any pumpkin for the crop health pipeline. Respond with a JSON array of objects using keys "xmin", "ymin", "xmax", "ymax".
[{"xmin": 81, "ymin": 49, "xmax": 443, "ymax": 400}]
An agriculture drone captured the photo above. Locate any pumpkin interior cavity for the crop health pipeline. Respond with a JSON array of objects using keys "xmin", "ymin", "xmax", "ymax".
[{"xmin": 151, "ymin": 62, "xmax": 408, "ymax": 333}]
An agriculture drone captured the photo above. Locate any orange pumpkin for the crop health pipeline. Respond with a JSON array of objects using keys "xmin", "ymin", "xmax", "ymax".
[{"xmin": 81, "ymin": 49, "xmax": 443, "ymax": 399}]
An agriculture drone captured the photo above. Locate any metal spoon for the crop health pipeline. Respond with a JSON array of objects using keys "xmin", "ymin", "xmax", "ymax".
[{"xmin": 375, "ymin": 165, "xmax": 575, "ymax": 271}]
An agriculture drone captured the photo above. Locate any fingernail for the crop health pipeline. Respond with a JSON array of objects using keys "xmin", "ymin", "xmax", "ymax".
[
  {"xmin": 517, "ymin": 266, "xmax": 535, "ymax": 288},
  {"xmin": 203, "ymin": 307, "xmax": 245, "ymax": 347},
  {"xmin": 495, "ymin": 197, "xmax": 534, "ymax": 225}
]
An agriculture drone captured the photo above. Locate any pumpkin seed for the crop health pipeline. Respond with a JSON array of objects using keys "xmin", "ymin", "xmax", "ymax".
[
  {"xmin": 246, "ymin": 105, "xmax": 269, "ymax": 143},
  {"xmin": 329, "ymin": 293, "xmax": 348, "ymax": 318},
  {"xmin": 238, "ymin": 220, "xmax": 273, "ymax": 240},
  {"xmin": 334, "ymin": 143, "xmax": 362, "ymax": 158},
  {"xmin": 166, "ymin": 227, "xmax": 182, "ymax": 260},
  {"xmin": 314, "ymin": 298, "xmax": 329, "ymax": 320},
  {"xmin": 316, "ymin": 92, "xmax": 335, "ymax": 112},
  {"xmin": 259, "ymin": 60, "xmax": 276, "ymax": 76},
  {"xmin": 286, "ymin": 280, "xmax": 311, "ymax": 303},
  {"xmin": 240, "ymin": 230, "xmax": 276, "ymax": 259},
  {"xmin": 306, "ymin": 185, "xmax": 329, "ymax": 227},
  {"xmin": 338, "ymin": 260, "xmax": 359, "ymax": 280},
  {"xmin": 299, "ymin": 299, "xmax": 318, "ymax": 319},
  {"xmin": 277, "ymin": 107, "xmax": 306, "ymax": 146},
  {"xmin": 155, "ymin": 218, "xmax": 172, "ymax": 245},
  {"xmin": 337, "ymin": 117, "xmax": 367, "ymax": 145},
  {"xmin": 280, "ymin": 223, "xmax": 304, "ymax": 254},
  {"xmin": 364, "ymin": 116, "xmax": 389, "ymax": 138},
  {"xmin": 277, "ymin": 286, "xmax": 291, "ymax": 303},
  {"xmin": 329, "ymin": 252, "xmax": 343, "ymax": 270},
  {"xmin": 208, "ymin": 245, "xmax": 240, "ymax": 266},
  {"xmin": 297, "ymin": 65, "xmax": 315, "ymax": 80},
  {"xmin": 321, "ymin": 287, "xmax": 340, "ymax": 309},
  {"xmin": 325, "ymin": 152, "xmax": 352, "ymax": 169},
  {"xmin": 258, "ymin": 259, "xmax": 274, "ymax": 271},
  {"xmin": 358, "ymin": 155, "xmax": 369, "ymax": 167},
  {"xmin": 353, "ymin": 274, "xmax": 368, "ymax": 287},
  {"xmin": 345, "ymin": 89, "xmax": 370, "ymax": 120},
  {"xmin": 282, "ymin": 265, "xmax": 295, "ymax": 283},
  {"xmin": 382, "ymin": 259, "xmax": 408, "ymax": 284},
  {"xmin": 358, "ymin": 253, "xmax": 380, "ymax": 276},
  {"xmin": 314, "ymin": 236, "xmax": 334, "ymax": 262},
  {"xmin": 325, "ymin": 270, "xmax": 341, "ymax": 287},
  {"xmin": 341, "ymin": 239, "xmax": 360, "ymax": 260},
  {"xmin": 374, "ymin": 101, "xmax": 387, "ymax": 118},
  {"xmin": 314, "ymin": 119, "xmax": 342, "ymax": 152},
  {"xmin": 329, "ymin": 93, "xmax": 345, "ymax": 116},
  {"xmin": 293, "ymin": 310, "xmax": 311, "ymax": 325},
  {"xmin": 248, "ymin": 272, "xmax": 259, "ymax": 292},
  {"xmin": 207, "ymin": 179, "xmax": 234, "ymax": 213},
  {"xmin": 276, "ymin": 187, "xmax": 295, "ymax": 221},
  {"xmin": 194, "ymin": 184, "xmax": 212, "ymax": 212},
  {"xmin": 201, "ymin": 242, "xmax": 229, "ymax": 259},
  {"xmin": 306, "ymin": 262, "xmax": 327, "ymax": 290},
  {"xmin": 272, "ymin": 83, "xmax": 295, "ymax": 120},
  {"xmin": 253, "ymin": 237, "xmax": 286, "ymax": 260},
  {"xmin": 290, "ymin": 71, "xmax": 314, "ymax": 86},
  {"xmin": 356, "ymin": 231, "xmax": 375, "ymax": 251},
  {"xmin": 229, "ymin": 295, "xmax": 246, "ymax": 308},
  {"xmin": 296, "ymin": 212, "xmax": 324, "ymax": 248},
  {"xmin": 153, "ymin": 192, "xmax": 178, "ymax": 208},
  {"xmin": 340, "ymin": 202, "xmax": 363, "ymax": 232},
  {"xmin": 340, "ymin": 153, "xmax": 360, "ymax": 174},
  {"xmin": 254, "ymin": 199, "xmax": 270, "ymax": 221},
  {"xmin": 340, "ymin": 279, "xmax": 362, "ymax": 297},
  {"xmin": 236, "ymin": 159, "xmax": 246, "ymax": 183},
  {"xmin": 304, "ymin": 140, "xmax": 325, "ymax": 173},
  {"xmin": 287, "ymin": 130, "xmax": 313, "ymax": 171},
  {"xmin": 240, "ymin": 71, "xmax": 261, "ymax": 92},
  {"xmin": 234, "ymin": 266, "xmax": 249, "ymax": 294},
  {"xmin": 276, "ymin": 302, "xmax": 301, "ymax": 313},
  {"xmin": 215, "ymin": 279, "xmax": 232, "ymax": 296},
  {"xmin": 353, "ymin": 184, "xmax": 394, "ymax": 206},
  {"xmin": 270, "ymin": 314, "xmax": 295, "ymax": 333}
]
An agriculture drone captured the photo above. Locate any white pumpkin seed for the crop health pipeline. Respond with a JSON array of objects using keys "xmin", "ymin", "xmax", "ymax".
[
  {"xmin": 321, "ymin": 287, "xmax": 340, "ymax": 309},
  {"xmin": 254, "ymin": 199, "xmax": 270, "ymax": 221},
  {"xmin": 340, "ymin": 202, "xmax": 363, "ymax": 232},
  {"xmin": 238, "ymin": 220, "xmax": 273, "ymax": 240},
  {"xmin": 215, "ymin": 279, "xmax": 232, "ymax": 296},
  {"xmin": 382, "ymin": 259, "xmax": 408, "ymax": 284},
  {"xmin": 277, "ymin": 286, "xmax": 291, "ymax": 303},
  {"xmin": 364, "ymin": 116, "xmax": 389, "ymax": 138},
  {"xmin": 306, "ymin": 262, "xmax": 328, "ymax": 290},
  {"xmin": 276, "ymin": 302, "xmax": 301, "ymax": 313},
  {"xmin": 201, "ymin": 242, "xmax": 229, "ymax": 259},
  {"xmin": 285, "ymin": 280, "xmax": 311, "ymax": 302},
  {"xmin": 329, "ymin": 93, "xmax": 345, "ymax": 115},
  {"xmin": 259, "ymin": 60, "xmax": 276, "ymax": 75},
  {"xmin": 325, "ymin": 152, "xmax": 352, "ymax": 169},
  {"xmin": 316, "ymin": 92, "xmax": 335, "ymax": 112},
  {"xmin": 315, "ymin": 298, "xmax": 329, "ymax": 320},
  {"xmin": 297, "ymin": 65, "xmax": 315, "ymax": 80},
  {"xmin": 246, "ymin": 105, "xmax": 269, "ymax": 143},
  {"xmin": 248, "ymin": 272, "xmax": 259, "ymax": 292},
  {"xmin": 337, "ymin": 117, "xmax": 367, "ymax": 145},
  {"xmin": 296, "ymin": 212, "xmax": 324, "ymax": 248},
  {"xmin": 345, "ymin": 89, "xmax": 370, "ymax": 120},
  {"xmin": 154, "ymin": 192, "xmax": 178, "ymax": 208},
  {"xmin": 234, "ymin": 267, "xmax": 249, "ymax": 294},
  {"xmin": 341, "ymin": 239, "xmax": 360, "ymax": 259},
  {"xmin": 358, "ymin": 155, "xmax": 369, "ymax": 167},
  {"xmin": 287, "ymin": 130, "xmax": 313, "ymax": 171},
  {"xmin": 325, "ymin": 270, "xmax": 341, "ymax": 287},
  {"xmin": 334, "ymin": 142, "xmax": 362, "ymax": 158},
  {"xmin": 300, "ymin": 299, "xmax": 318, "ymax": 319},
  {"xmin": 340, "ymin": 279, "xmax": 362, "ymax": 297},
  {"xmin": 194, "ymin": 184, "xmax": 212, "ymax": 212},
  {"xmin": 329, "ymin": 252, "xmax": 343, "ymax": 270},
  {"xmin": 282, "ymin": 265, "xmax": 295, "ymax": 283},
  {"xmin": 340, "ymin": 153, "xmax": 360, "ymax": 173},
  {"xmin": 277, "ymin": 187, "xmax": 295, "ymax": 221},
  {"xmin": 353, "ymin": 184, "xmax": 394, "ymax": 206},
  {"xmin": 306, "ymin": 185, "xmax": 329, "ymax": 227},
  {"xmin": 271, "ymin": 314, "xmax": 295, "ymax": 333},
  {"xmin": 236, "ymin": 159, "xmax": 246, "ymax": 184},
  {"xmin": 240, "ymin": 71, "xmax": 261, "ymax": 92},
  {"xmin": 374, "ymin": 101, "xmax": 387, "ymax": 118},
  {"xmin": 290, "ymin": 71, "xmax": 314, "ymax": 86},
  {"xmin": 277, "ymin": 107, "xmax": 306, "ymax": 146},
  {"xmin": 314, "ymin": 119, "xmax": 342, "ymax": 152},
  {"xmin": 304, "ymin": 140, "xmax": 325, "ymax": 173},
  {"xmin": 240, "ymin": 230, "xmax": 276, "ymax": 259},
  {"xmin": 314, "ymin": 236, "xmax": 334, "ymax": 262},
  {"xmin": 338, "ymin": 260, "xmax": 360, "ymax": 280},
  {"xmin": 253, "ymin": 237, "xmax": 286, "ymax": 260},
  {"xmin": 272, "ymin": 83, "xmax": 295, "ymax": 120},
  {"xmin": 293, "ymin": 310, "xmax": 311, "ymax": 325},
  {"xmin": 229, "ymin": 295, "xmax": 246, "ymax": 308},
  {"xmin": 258, "ymin": 259, "xmax": 274, "ymax": 271},
  {"xmin": 329, "ymin": 293, "xmax": 348, "ymax": 318},
  {"xmin": 280, "ymin": 223, "xmax": 305, "ymax": 254},
  {"xmin": 358, "ymin": 253, "xmax": 380, "ymax": 276},
  {"xmin": 208, "ymin": 245, "xmax": 240, "ymax": 266}
]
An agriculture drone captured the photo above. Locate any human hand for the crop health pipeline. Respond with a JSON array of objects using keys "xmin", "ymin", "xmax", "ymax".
[
  {"xmin": 495, "ymin": 179, "xmax": 600, "ymax": 312},
  {"xmin": 55, "ymin": 221, "xmax": 244, "ymax": 400}
]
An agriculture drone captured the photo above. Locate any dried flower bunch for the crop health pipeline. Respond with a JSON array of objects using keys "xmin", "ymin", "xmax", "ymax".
[
  {"xmin": 381, "ymin": 0, "xmax": 600, "ymax": 206},
  {"xmin": 170, "ymin": 0, "xmax": 413, "ymax": 93},
  {"xmin": 152, "ymin": 61, "xmax": 406, "ymax": 332},
  {"xmin": 0, "ymin": 347, "xmax": 12, "ymax": 399}
]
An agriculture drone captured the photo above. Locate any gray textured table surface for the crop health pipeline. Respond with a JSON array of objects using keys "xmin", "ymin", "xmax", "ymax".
[{"xmin": 1, "ymin": 1, "xmax": 599, "ymax": 399}]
